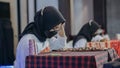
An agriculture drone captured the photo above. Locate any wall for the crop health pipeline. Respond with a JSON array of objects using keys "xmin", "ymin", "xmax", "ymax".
[
  {"xmin": 27, "ymin": 0, "xmax": 35, "ymax": 23},
  {"xmin": 27, "ymin": 0, "xmax": 58, "ymax": 25},
  {"xmin": 36, "ymin": 0, "xmax": 58, "ymax": 11},
  {"xmin": 71, "ymin": 0, "xmax": 93, "ymax": 35},
  {"xmin": 20, "ymin": 0, "xmax": 27, "ymax": 32},
  {"xmin": 107, "ymin": 0, "xmax": 120, "ymax": 39}
]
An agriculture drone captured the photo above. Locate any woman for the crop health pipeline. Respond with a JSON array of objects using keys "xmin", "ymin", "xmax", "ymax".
[
  {"xmin": 73, "ymin": 20, "xmax": 104, "ymax": 48},
  {"xmin": 14, "ymin": 6, "xmax": 66, "ymax": 68}
]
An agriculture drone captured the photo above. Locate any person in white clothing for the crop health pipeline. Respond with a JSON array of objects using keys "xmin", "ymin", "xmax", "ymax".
[
  {"xmin": 73, "ymin": 20, "xmax": 104, "ymax": 48},
  {"xmin": 14, "ymin": 6, "xmax": 66, "ymax": 68}
]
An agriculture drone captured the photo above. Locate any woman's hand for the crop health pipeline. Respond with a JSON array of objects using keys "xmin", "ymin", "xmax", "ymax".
[{"xmin": 58, "ymin": 23, "xmax": 66, "ymax": 37}]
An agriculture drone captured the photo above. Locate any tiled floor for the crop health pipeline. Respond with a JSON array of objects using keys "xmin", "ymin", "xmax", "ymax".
[{"xmin": 0, "ymin": 66, "xmax": 13, "ymax": 68}]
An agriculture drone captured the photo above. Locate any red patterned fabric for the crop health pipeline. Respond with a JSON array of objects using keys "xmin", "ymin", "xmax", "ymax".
[
  {"xmin": 26, "ymin": 51, "xmax": 108, "ymax": 68},
  {"xmin": 110, "ymin": 40, "xmax": 120, "ymax": 57},
  {"xmin": 87, "ymin": 40, "xmax": 120, "ymax": 57},
  {"xmin": 87, "ymin": 41, "xmax": 110, "ymax": 49}
]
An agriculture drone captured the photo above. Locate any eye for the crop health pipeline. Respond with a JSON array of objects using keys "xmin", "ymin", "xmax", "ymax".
[
  {"xmin": 54, "ymin": 24, "xmax": 61, "ymax": 30},
  {"xmin": 53, "ymin": 26, "xmax": 60, "ymax": 30},
  {"xmin": 50, "ymin": 29, "xmax": 54, "ymax": 31},
  {"xmin": 50, "ymin": 23, "xmax": 62, "ymax": 31},
  {"xmin": 50, "ymin": 26, "xmax": 60, "ymax": 31}
]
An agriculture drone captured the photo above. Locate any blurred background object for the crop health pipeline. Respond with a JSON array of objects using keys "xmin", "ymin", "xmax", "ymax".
[
  {"xmin": 116, "ymin": 34, "xmax": 120, "ymax": 40},
  {"xmin": 0, "ymin": 2, "xmax": 14, "ymax": 66}
]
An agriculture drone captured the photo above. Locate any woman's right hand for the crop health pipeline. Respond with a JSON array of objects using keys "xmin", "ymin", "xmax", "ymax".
[{"xmin": 58, "ymin": 23, "xmax": 66, "ymax": 37}]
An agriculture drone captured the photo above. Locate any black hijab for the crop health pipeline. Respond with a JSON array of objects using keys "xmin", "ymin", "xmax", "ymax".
[
  {"xmin": 73, "ymin": 21, "xmax": 100, "ymax": 46},
  {"xmin": 20, "ymin": 6, "xmax": 66, "ymax": 42}
]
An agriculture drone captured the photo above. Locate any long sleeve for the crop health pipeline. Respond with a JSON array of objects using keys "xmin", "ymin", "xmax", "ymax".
[
  {"xmin": 14, "ymin": 34, "xmax": 46, "ymax": 68},
  {"xmin": 74, "ymin": 38, "xmax": 87, "ymax": 48},
  {"xmin": 14, "ymin": 35, "xmax": 29, "ymax": 68},
  {"xmin": 91, "ymin": 35, "xmax": 104, "ymax": 42}
]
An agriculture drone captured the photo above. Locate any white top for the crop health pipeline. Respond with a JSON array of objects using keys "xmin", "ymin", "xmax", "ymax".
[
  {"xmin": 74, "ymin": 38, "xmax": 87, "ymax": 48},
  {"xmin": 14, "ymin": 34, "xmax": 66, "ymax": 68},
  {"xmin": 91, "ymin": 35, "xmax": 104, "ymax": 42}
]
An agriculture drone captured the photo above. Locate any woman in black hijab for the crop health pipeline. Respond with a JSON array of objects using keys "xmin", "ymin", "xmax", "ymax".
[
  {"xmin": 73, "ymin": 20, "xmax": 104, "ymax": 48},
  {"xmin": 14, "ymin": 6, "xmax": 66, "ymax": 68}
]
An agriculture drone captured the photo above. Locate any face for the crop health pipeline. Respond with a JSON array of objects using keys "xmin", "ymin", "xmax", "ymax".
[
  {"xmin": 94, "ymin": 28, "xmax": 103, "ymax": 35},
  {"xmin": 45, "ymin": 23, "xmax": 62, "ymax": 38},
  {"xmin": 92, "ymin": 28, "xmax": 104, "ymax": 37}
]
